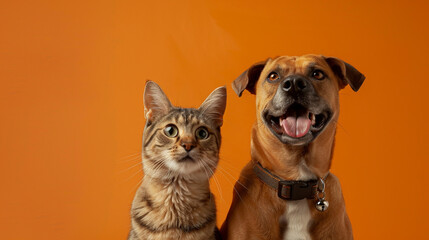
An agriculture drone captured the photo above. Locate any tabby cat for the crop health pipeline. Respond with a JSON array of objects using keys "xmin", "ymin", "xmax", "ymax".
[{"xmin": 128, "ymin": 81, "xmax": 226, "ymax": 240}]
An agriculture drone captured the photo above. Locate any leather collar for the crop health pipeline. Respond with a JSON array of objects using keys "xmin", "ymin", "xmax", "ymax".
[{"xmin": 253, "ymin": 162, "xmax": 318, "ymax": 200}]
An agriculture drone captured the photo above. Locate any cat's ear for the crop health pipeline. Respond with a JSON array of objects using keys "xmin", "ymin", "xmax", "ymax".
[
  {"xmin": 199, "ymin": 86, "xmax": 227, "ymax": 127},
  {"xmin": 143, "ymin": 81, "xmax": 173, "ymax": 120}
]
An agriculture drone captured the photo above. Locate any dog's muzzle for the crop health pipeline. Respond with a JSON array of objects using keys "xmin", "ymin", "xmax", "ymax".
[{"xmin": 262, "ymin": 75, "xmax": 332, "ymax": 145}]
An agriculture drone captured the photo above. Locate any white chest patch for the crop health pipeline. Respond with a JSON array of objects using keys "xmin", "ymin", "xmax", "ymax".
[{"xmin": 282, "ymin": 161, "xmax": 316, "ymax": 240}]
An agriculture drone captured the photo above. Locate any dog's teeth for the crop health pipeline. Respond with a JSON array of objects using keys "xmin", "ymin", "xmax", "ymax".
[{"xmin": 310, "ymin": 113, "xmax": 316, "ymax": 125}]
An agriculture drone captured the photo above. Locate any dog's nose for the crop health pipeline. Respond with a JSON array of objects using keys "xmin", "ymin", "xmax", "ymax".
[{"xmin": 282, "ymin": 76, "xmax": 307, "ymax": 92}]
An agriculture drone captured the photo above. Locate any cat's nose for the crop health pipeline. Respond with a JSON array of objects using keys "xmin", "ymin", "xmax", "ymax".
[{"xmin": 181, "ymin": 142, "xmax": 195, "ymax": 152}]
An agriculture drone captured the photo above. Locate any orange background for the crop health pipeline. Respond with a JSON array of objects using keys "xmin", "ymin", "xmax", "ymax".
[{"xmin": 1, "ymin": 0, "xmax": 429, "ymax": 239}]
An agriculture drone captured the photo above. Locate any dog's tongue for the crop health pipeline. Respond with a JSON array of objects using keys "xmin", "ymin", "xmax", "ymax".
[{"xmin": 281, "ymin": 113, "xmax": 311, "ymax": 138}]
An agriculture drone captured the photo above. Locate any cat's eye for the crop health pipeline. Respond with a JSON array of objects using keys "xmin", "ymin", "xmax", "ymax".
[
  {"xmin": 267, "ymin": 72, "xmax": 280, "ymax": 82},
  {"xmin": 196, "ymin": 127, "xmax": 209, "ymax": 140},
  {"xmin": 164, "ymin": 124, "xmax": 178, "ymax": 138},
  {"xmin": 312, "ymin": 69, "xmax": 325, "ymax": 80}
]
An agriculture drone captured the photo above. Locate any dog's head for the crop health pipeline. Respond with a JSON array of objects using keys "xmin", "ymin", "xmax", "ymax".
[{"xmin": 233, "ymin": 55, "xmax": 365, "ymax": 146}]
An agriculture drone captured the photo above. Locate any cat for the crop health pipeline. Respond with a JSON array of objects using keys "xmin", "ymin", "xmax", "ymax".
[{"xmin": 128, "ymin": 81, "xmax": 226, "ymax": 240}]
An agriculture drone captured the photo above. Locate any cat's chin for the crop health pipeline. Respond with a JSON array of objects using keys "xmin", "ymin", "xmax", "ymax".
[
  {"xmin": 177, "ymin": 156, "xmax": 195, "ymax": 163},
  {"xmin": 164, "ymin": 159, "xmax": 214, "ymax": 180}
]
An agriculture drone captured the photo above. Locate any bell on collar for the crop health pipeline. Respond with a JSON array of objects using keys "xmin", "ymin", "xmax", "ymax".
[{"xmin": 315, "ymin": 199, "xmax": 329, "ymax": 212}]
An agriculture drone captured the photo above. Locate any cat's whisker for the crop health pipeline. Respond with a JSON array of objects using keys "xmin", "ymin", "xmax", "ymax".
[
  {"xmin": 197, "ymin": 160, "xmax": 217, "ymax": 202},
  {"xmin": 152, "ymin": 161, "xmax": 166, "ymax": 175},
  {"xmin": 200, "ymin": 159, "xmax": 225, "ymax": 204},
  {"xmin": 215, "ymin": 168, "xmax": 251, "ymax": 211},
  {"xmin": 218, "ymin": 162, "xmax": 250, "ymax": 181},
  {"xmin": 214, "ymin": 164, "xmax": 253, "ymax": 210},
  {"xmin": 217, "ymin": 160, "xmax": 242, "ymax": 171},
  {"xmin": 118, "ymin": 155, "xmax": 142, "ymax": 164},
  {"xmin": 130, "ymin": 179, "xmax": 143, "ymax": 195},
  {"xmin": 120, "ymin": 152, "xmax": 141, "ymax": 159},
  {"xmin": 121, "ymin": 168, "xmax": 143, "ymax": 184},
  {"xmin": 217, "ymin": 166, "xmax": 249, "ymax": 191},
  {"xmin": 118, "ymin": 152, "xmax": 142, "ymax": 161},
  {"xmin": 196, "ymin": 159, "xmax": 211, "ymax": 182},
  {"xmin": 211, "ymin": 173, "xmax": 225, "ymax": 204},
  {"xmin": 116, "ymin": 161, "xmax": 142, "ymax": 175}
]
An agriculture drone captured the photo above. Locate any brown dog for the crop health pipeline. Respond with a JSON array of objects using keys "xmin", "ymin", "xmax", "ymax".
[{"xmin": 220, "ymin": 55, "xmax": 365, "ymax": 240}]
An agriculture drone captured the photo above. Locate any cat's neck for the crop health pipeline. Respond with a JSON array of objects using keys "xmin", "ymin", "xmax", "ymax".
[
  {"xmin": 146, "ymin": 174, "xmax": 210, "ymax": 187},
  {"xmin": 142, "ymin": 173, "xmax": 211, "ymax": 204}
]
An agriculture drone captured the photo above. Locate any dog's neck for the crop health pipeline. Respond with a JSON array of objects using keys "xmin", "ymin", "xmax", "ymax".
[{"xmin": 250, "ymin": 123, "xmax": 336, "ymax": 179}]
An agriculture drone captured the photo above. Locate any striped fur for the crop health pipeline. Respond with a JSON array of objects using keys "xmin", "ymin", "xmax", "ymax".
[{"xmin": 128, "ymin": 81, "xmax": 226, "ymax": 240}]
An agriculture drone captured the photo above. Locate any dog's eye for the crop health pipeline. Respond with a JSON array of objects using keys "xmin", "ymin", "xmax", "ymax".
[
  {"xmin": 164, "ymin": 124, "xmax": 179, "ymax": 138},
  {"xmin": 312, "ymin": 70, "xmax": 325, "ymax": 80},
  {"xmin": 267, "ymin": 72, "xmax": 280, "ymax": 82}
]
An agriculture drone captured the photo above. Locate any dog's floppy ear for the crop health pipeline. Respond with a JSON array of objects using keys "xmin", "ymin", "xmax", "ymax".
[
  {"xmin": 232, "ymin": 60, "xmax": 267, "ymax": 97},
  {"xmin": 324, "ymin": 57, "xmax": 366, "ymax": 92}
]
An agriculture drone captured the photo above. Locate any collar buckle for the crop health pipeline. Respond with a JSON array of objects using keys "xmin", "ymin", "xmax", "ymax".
[{"xmin": 277, "ymin": 180, "xmax": 317, "ymax": 200}]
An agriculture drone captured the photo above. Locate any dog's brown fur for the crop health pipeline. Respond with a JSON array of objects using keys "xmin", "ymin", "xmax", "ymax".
[{"xmin": 221, "ymin": 55, "xmax": 365, "ymax": 240}]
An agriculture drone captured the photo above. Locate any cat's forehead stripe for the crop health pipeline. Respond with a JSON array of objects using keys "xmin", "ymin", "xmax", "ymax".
[{"xmin": 167, "ymin": 108, "xmax": 201, "ymax": 125}]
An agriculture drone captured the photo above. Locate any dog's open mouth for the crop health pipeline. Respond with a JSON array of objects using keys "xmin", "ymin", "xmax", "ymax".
[{"xmin": 264, "ymin": 103, "xmax": 331, "ymax": 143}]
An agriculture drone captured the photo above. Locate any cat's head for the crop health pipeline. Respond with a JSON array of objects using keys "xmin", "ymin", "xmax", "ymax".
[{"xmin": 141, "ymin": 81, "xmax": 227, "ymax": 180}]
